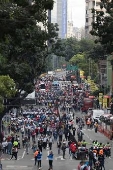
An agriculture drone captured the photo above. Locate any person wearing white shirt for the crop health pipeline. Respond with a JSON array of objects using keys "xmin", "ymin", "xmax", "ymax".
[
  {"xmin": 43, "ymin": 136, "xmax": 47, "ymax": 149},
  {"xmin": 2, "ymin": 140, "xmax": 8, "ymax": 153},
  {"xmin": 49, "ymin": 136, "xmax": 54, "ymax": 150}
]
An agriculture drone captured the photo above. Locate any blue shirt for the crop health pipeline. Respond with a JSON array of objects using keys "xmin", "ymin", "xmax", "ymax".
[
  {"xmin": 36, "ymin": 153, "xmax": 42, "ymax": 160},
  {"xmin": 48, "ymin": 154, "xmax": 53, "ymax": 160}
]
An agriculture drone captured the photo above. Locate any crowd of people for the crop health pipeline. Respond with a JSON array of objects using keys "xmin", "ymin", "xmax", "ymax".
[{"xmin": 0, "ymin": 77, "xmax": 111, "ymax": 170}]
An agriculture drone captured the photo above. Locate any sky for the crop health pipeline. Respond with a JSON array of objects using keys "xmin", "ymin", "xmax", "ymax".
[{"xmin": 68, "ymin": 0, "xmax": 85, "ymax": 28}]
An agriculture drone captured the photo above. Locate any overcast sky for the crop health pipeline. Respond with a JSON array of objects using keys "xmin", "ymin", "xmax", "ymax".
[{"xmin": 68, "ymin": 0, "xmax": 85, "ymax": 28}]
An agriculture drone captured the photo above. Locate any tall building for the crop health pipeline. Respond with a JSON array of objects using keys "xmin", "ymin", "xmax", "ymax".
[
  {"xmin": 67, "ymin": 21, "xmax": 73, "ymax": 38},
  {"xmin": 51, "ymin": 0, "xmax": 67, "ymax": 39},
  {"xmin": 85, "ymin": 0, "xmax": 101, "ymax": 38}
]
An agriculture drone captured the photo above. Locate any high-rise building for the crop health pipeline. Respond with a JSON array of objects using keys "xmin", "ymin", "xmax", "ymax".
[
  {"xmin": 51, "ymin": 0, "xmax": 67, "ymax": 39},
  {"xmin": 85, "ymin": 0, "xmax": 101, "ymax": 38},
  {"xmin": 67, "ymin": 21, "xmax": 73, "ymax": 38}
]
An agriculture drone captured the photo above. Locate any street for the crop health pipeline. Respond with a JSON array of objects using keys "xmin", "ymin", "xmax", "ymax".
[{"xmin": 1, "ymin": 110, "xmax": 113, "ymax": 170}]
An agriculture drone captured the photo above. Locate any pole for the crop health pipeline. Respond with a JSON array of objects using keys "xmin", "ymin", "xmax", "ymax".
[{"xmin": 89, "ymin": 58, "xmax": 91, "ymax": 76}]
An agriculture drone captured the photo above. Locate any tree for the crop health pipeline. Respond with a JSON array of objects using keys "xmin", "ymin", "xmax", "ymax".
[
  {"xmin": 69, "ymin": 53, "xmax": 98, "ymax": 78},
  {"xmin": 78, "ymin": 39, "xmax": 95, "ymax": 53},
  {"xmin": 53, "ymin": 37, "xmax": 105, "ymax": 63},
  {"xmin": 90, "ymin": 0, "xmax": 113, "ymax": 54},
  {"xmin": 0, "ymin": 0, "xmax": 58, "ymax": 111},
  {"xmin": 0, "ymin": 75, "xmax": 15, "ymax": 136},
  {"xmin": 53, "ymin": 37, "xmax": 80, "ymax": 61},
  {"xmin": 86, "ymin": 44, "xmax": 106, "ymax": 62}
]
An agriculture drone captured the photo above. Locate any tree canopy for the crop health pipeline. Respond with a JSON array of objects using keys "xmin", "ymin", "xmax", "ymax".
[
  {"xmin": 90, "ymin": 0, "xmax": 113, "ymax": 54},
  {"xmin": 0, "ymin": 0, "xmax": 58, "ymax": 113},
  {"xmin": 0, "ymin": 75, "xmax": 15, "ymax": 114},
  {"xmin": 69, "ymin": 53, "xmax": 98, "ymax": 78},
  {"xmin": 53, "ymin": 37, "xmax": 105, "ymax": 62}
]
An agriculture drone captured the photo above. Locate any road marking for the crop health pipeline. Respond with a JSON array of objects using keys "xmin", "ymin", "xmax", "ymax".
[
  {"xmin": 22, "ymin": 150, "xmax": 26, "ymax": 159},
  {"xmin": 61, "ymin": 158, "xmax": 65, "ymax": 160},
  {"xmin": 83, "ymin": 132, "xmax": 90, "ymax": 139},
  {"xmin": 6, "ymin": 165, "xmax": 27, "ymax": 168},
  {"xmin": 55, "ymin": 156, "xmax": 63, "ymax": 160},
  {"xmin": 31, "ymin": 158, "xmax": 34, "ymax": 160},
  {"xmin": 17, "ymin": 156, "xmax": 22, "ymax": 160}
]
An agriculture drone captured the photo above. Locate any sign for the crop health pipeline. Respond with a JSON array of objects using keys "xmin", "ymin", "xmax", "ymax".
[{"xmin": 66, "ymin": 65, "xmax": 78, "ymax": 71}]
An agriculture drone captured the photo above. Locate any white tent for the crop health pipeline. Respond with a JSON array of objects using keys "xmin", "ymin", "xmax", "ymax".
[{"xmin": 26, "ymin": 91, "xmax": 35, "ymax": 99}]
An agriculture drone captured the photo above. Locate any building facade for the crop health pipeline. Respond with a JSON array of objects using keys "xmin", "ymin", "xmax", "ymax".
[
  {"xmin": 51, "ymin": 0, "xmax": 67, "ymax": 39},
  {"xmin": 85, "ymin": 0, "xmax": 101, "ymax": 38},
  {"xmin": 67, "ymin": 21, "xmax": 73, "ymax": 38}
]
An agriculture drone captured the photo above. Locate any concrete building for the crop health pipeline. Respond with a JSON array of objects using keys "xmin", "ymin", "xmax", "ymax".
[
  {"xmin": 73, "ymin": 27, "xmax": 82, "ymax": 40},
  {"xmin": 85, "ymin": 0, "xmax": 101, "ymax": 38},
  {"xmin": 51, "ymin": 0, "xmax": 67, "ymax": 39},
  {"xmin": 67, "ymin": 21, "xmax": 74, "ymax": 38}
]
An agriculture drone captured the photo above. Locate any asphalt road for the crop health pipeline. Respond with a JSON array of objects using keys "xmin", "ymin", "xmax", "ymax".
[{"xmin": 1, "ymin": 110, "xmax": 113, "ymax": 170}]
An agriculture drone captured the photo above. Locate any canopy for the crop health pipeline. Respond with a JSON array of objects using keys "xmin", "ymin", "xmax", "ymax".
[{"xmin": 26, "ymin": 91, "xmax": 35, "ymax": 99}]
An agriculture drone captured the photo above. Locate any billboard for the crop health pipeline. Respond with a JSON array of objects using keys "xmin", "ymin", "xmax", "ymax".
[{"xmin": 62, "ymin": 0, "xmax": 67, "ymax": 38}]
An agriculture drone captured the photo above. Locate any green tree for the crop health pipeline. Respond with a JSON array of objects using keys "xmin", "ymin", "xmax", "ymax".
[
  {"xmin": 0, "ymin": 0, "xmax": 58, "ymax": 109},
  {"xmin": 69, "ymin": 53, "xmax": 98, "ymax": 78},
  {"xmin": 53, "ymin": 37, "xmax": 80, "ymax": 61},
  {"xmin": 86, "ymin": 44, "xmax": 106, "ymax": 62},
  {"xmin": 90, "ymin": 0, "xmax": 113, "ymax": 54},
  {"xmin": 78, "ymin": 39, "xmax": 95, "ymax": 53},
  {"xmin": 0, "ymin": 75, "xmax": 15, "ymax": 133}
]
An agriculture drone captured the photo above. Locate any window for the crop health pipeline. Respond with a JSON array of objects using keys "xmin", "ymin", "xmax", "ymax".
[{"xmin": 86, "ymin": 18, "xmax": 88, "ymax": 22}]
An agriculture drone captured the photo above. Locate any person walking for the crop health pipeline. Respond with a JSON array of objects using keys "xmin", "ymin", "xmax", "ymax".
[
  {"xmin": 36, "ymin": 150, "xmax": 42, "ymax": 169},
  {"xmin": 94, "ymin": 122, "xmax": 98, "ymax": 133},
  {"xmin": 62, "ymin": 142, "xmax": 66, "ymax": 159},
  {"xmin": 25, "ymin": 139, "xmax": 30, "ymax": 154},
  {"xmin": 47, "ymin": 151, "xmax": 53, "ymax": 169},
  {"xmin": 34, "ymin": 149, "xmax": 39, "ymax": 166},
  {"xmin": 49, "ymin": 136, "xmax": 53, "ymax": 150},
  {"xmin": 98, "ymin": 153, "xmax": 105, "ymax": 170},
  {"xmin": 57, "ymin": 140, "xmax": 61, "ymax": 154},
  {"xmin": 10, "ymin": 146, "xmax": 18, "ymax": 160}
]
